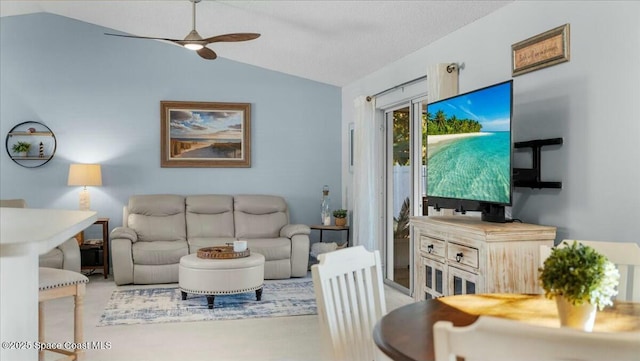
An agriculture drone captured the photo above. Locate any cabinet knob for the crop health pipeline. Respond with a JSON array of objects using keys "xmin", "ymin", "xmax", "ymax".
[
  {"xmin": 427, "ymin": 244, "xmax": 434, "ymax": 253},
  {"xmin": 456, "ymin": 252, "xmax": 464, "ymax": 262}
]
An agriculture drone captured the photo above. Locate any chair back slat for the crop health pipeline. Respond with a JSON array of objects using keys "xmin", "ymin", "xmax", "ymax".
[
  {"xmin": 328, "ymin": 277, "xmax": 347, "ymax": 354},
  {"xmin": 344, "ymin": 271, "xmax": 366, "ymax": 359},
  {"xmin": 312, "ymin": 246, "xmax": 387, "ymax": 361},
  {"xmin": 632, "ymin": 266, "xmax": 640, "ymax": 301},
  {"xmin": 337, "ymin": 273, "xmax": 357, "ymax": 357}
]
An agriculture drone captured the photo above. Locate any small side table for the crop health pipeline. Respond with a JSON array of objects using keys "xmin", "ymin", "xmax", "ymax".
[
  {"xmin": 310, "ymin": 225, "xmax": 350, "ymax": 247},
  {"xmin": 80, "ymin": 217, "xmax": 109, "ymax": 278}
]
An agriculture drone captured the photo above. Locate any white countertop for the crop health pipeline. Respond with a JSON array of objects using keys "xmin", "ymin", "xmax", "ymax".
[
  {"xmin": 0, "ymin": 207, "xmax": 97, "ymax": 361},
  {"xmin": 0, "ymin": 208, "xmax": 97, "ymax": 256}
]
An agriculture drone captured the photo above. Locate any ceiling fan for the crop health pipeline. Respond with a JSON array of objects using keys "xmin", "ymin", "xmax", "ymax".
[{"xmin": 104, "ymin": 0, "xmax": 260, "ymax": 60}]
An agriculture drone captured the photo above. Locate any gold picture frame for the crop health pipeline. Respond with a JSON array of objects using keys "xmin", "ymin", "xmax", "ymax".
[
  {"xmin": 512, "ymin": 24, "xmax": 570, "ymax": 77},
  {"xmin": 160, "ymin": 101, "xmax": 251, "ymax": 168}
]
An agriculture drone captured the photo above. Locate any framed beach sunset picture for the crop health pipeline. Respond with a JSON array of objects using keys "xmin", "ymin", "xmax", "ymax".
[{"xmin": 160, "ymin": 101, "xmax": 251, "ymax": 168}]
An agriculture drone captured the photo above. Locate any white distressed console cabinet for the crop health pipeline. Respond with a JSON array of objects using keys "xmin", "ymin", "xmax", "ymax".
[{"xmin": 411, "ymin": 216, "xmax": 556, "ymax": 302}]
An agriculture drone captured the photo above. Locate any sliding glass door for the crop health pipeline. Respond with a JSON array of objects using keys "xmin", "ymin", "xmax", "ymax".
[
  {"xmin": 385, "ymin": 106, "xmax": 411, "ymax": 290},
  {"xmin": 383, "ymin": 98, "xmax": 427, "ymax": 294}
]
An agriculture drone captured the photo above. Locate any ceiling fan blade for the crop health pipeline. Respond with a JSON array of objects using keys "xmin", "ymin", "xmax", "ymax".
[
  {"xmin": 104, "ymin": 33, "xmax": 182, "ymax": 43},
  {"xmin": 197, "ymin": 47, "xmax": 217, "ymax": 60},
  {"xmin": 203, "ymin": 33, "xmax": 261, "ymax": 44},
  {"xmin": 104, "ymin": 0, "xmax": 257, "ymax": 62}
]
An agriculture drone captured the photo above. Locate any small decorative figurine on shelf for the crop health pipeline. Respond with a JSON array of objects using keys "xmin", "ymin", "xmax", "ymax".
[{"xmin": 39, "ymin": 142, "xmax": 44, "ymax": 158}]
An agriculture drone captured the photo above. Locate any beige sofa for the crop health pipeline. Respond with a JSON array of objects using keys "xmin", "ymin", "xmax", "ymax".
[
  {"xmin": 0, "ymin": 199, "xmax": 81, "ymax": 272},
  {"xmin": 110, "ymin": 194, "xmax": 311, "ymax": 285}
]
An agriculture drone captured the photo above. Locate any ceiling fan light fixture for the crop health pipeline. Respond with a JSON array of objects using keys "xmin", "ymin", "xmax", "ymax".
[
  {"xmin": 183, "ymin": 29, "xmax": 204, "ymax": 50},
  {"xmin": 184, "ymin": 43, "xmax": 204, "ymax": 50},
  {"xmin": 104, "ymin": 0, "xmax": 259, "ymax": 60}
]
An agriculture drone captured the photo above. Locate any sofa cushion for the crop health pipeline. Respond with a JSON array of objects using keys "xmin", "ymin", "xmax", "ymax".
[
  {"xmin": 234, "ymin": 195, "xmax": 288, "ymax": 238},
  {"xmin": 133, "ymin": 264, "xmax": 179, "ymax": 284},
  {"xmin": 128, "ymin": 195, "xmax": 186, "ymax": 242},
  {"xmin": 186, "ymin": 195, "xmax": 235, "ymax": 239},
  {"xmin": 243, "ymin": 237, "xmax": 291, "ymax": 261},
  {"xmin": 132, "ymin": 240, "xmax": 189, "ymax": 265},
  {"xmin": 188, "ymin": 237, "xmax": 237, "ymax": 253},
  {"xmin": 264, "ymin": 259, "xmax": 292, "ymax": 280}
]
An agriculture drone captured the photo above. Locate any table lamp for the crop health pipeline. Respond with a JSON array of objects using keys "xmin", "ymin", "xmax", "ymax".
[{"xmin": 67, "ymin": 163, "xmax": 102, "ymax": 211}]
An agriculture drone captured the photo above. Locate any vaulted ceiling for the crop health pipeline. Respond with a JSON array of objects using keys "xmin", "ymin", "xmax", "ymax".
[{"xmin": 0, "ymin": 1, "xmax": 512, "ymax": 86}]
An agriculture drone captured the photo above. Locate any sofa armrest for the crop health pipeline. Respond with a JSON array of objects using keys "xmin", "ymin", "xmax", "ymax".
[
  {"xmin": 111, "ymin": 227, "xmax": 138, "ymax": 243},
  {"xmin": 280, "ymin": 224, "xmax": 310, "ymax": 277},
  {"xmin": 58, "ymin": 237, "xmax": 81, "ymax": 273},
  {"xmin": 111, "ymin": 237, "xmax": 134, "ymax": 285},
  {"xmin": 280, "ymin": 224, "xmax": 310, "ymax": 238},
  {"xmin": 290, "ymin": 233, "xmax": 310, "ymax": 277}
]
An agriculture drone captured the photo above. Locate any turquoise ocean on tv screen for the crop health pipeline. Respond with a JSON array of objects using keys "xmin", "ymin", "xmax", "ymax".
[{"xmin": 427, "ymin": 131, "xmax": 510, "ymax": 203}]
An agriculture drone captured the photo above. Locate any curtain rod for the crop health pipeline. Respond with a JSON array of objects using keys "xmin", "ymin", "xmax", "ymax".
[
  {"xmin": 366, "ymin": 63, "xmax": 458, "ymax": 102},
  {"xmin": 366, "ymin": 75, "xmax": 427, "ymax": 102}
]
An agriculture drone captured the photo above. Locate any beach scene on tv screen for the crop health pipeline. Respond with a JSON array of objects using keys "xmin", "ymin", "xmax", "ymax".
[{"xmin": 427, "ymin": 82, "xmax": 511, "ymax": 204}]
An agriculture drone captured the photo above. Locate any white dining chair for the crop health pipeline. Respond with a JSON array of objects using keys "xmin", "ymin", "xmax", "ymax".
[
  {"xmin": 311, "ymin": 245, "xmax": 391, "ymax": 361},
  {"xmin": 434, "ymin": 315, "xmax": 640, "ymax": 361},
  {"xmin": 544, "ymin": 240, "xmax": 640, "ymax": 302},
  {"xmin": 566, "ymin": 240, "xmax": 640, "ymax": 302},
  {"xmin": 38, "ymin": 267, "xmax": 88, "ymax": 361}
]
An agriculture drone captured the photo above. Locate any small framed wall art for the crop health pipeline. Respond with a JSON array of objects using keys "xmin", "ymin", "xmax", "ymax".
[
  {"xmin": 512, "ymin": 24, "xmax": 570, "ymax": 77},
  {"xmin": 160, "ymin": 101, "xmax": 251, "ymax": 168}
]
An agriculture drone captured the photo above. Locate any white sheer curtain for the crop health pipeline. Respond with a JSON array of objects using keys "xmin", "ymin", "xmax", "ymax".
[
  {"xmin": 351, "ymin": 65, "xmax": 457, "ymax": 252},
  {"xmin": 352, "ymin": 96, "xmax": 383, "ymax": 251}
]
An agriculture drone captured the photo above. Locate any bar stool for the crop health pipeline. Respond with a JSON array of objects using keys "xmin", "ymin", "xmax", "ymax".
[{"xmin": 38, "ymin": 267, "xmax": 88, "ymax": 361}]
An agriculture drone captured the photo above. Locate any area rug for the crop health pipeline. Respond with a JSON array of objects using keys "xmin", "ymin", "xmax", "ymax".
[{"xmin": 98, "ymin": 277, "xmax": 317, "ymax": 326}]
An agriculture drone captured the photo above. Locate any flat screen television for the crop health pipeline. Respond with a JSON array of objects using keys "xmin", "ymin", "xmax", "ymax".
[{"xmin": 426, "ymin": 80, "xmax": 513, "ymax": 223}]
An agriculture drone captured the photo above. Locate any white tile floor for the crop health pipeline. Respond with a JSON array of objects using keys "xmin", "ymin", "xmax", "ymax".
[{"xmin": 41, "ymin": 274, "xmax": 413, "ymax": 361}]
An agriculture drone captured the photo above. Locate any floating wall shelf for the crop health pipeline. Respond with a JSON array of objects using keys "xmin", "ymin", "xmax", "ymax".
[{"xmin": 5, "ymin": 121, "xmax": 57, "ymax": 168}]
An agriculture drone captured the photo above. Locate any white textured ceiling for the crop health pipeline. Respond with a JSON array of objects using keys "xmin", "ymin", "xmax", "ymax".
[{"xmin": 0, "ymin": 0, "xmax": 512, "ymax": 86}]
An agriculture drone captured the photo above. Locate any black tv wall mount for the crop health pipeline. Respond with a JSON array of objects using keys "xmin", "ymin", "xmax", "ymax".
[{"xmin": 513, "ymin": 137, "xmax": 563, "ymax": 189}]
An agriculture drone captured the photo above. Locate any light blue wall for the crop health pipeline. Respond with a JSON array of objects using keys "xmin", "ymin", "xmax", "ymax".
[{"xmin": 0, "ymin": 13, "xmax": 342, "ymax": 229}]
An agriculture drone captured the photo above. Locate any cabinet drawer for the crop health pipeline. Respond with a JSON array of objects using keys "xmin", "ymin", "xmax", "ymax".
[
  {"xmin": 420, "ymin": 236, "xmax": 446, "ymax": 259},
  {"xmin": 447, "ymin": 242, "xmax": 478, "ymax": 269}
]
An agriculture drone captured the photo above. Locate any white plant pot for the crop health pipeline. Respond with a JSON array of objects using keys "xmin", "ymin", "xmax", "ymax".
[{"xmin": 555, "ymin": 295, "xmax": 597, "ymax": 332}]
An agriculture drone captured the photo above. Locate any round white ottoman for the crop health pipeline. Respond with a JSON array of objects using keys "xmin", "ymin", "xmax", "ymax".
[{"xmin": 179, "ymin": 252, "xmax": 265, "ymax": 309}]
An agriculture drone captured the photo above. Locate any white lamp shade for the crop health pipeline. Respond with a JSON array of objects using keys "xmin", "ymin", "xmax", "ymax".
[{"xmin": 68, "ymin": 164, "xmax": 102, "ymax": 187}]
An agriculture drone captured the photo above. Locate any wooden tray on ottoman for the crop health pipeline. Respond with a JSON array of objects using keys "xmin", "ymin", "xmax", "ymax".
[{"xmin": 197, "ymin": 246, "xmax": 250, "ymax": 259}]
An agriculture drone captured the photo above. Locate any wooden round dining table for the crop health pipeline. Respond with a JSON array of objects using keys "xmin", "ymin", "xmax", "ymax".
[{"xmin": 373, "ymin": 293, "xmax": 640, "ymax": 361}]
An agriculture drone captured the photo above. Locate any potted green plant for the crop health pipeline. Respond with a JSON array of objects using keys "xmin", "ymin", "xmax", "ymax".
[
  {"xmin": 539, "ymin": 241, "xmax": 619, "ymax": 331},
  {"xmin": 332, "ymin": 209, "xmax": 347, "ymax": 226},
  {"xmin": 11, "ymin": 141, "xmax": 31, "ymax": 157}
]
